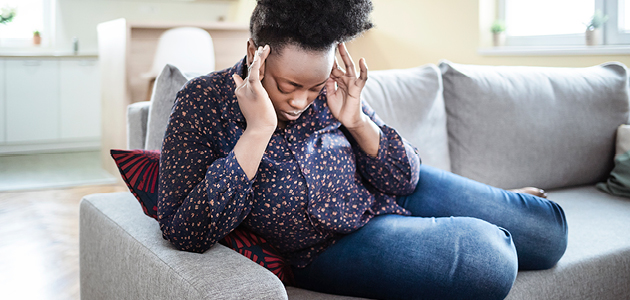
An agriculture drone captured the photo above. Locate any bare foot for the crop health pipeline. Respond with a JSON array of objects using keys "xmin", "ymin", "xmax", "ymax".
[{"xmin": 508, "ymin": 187, "xmax": 548, "ymax": 198}]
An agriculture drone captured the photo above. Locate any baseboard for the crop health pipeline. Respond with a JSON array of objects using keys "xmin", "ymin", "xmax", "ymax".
[{"xmin": 0, "ymin": 139, "xmax": 101, "ymax": 155}]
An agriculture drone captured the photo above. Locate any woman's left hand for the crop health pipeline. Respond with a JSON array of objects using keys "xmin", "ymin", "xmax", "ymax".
[{"xmin": 326, "ymin": 43, "xmax": 369, "ymax": 130}]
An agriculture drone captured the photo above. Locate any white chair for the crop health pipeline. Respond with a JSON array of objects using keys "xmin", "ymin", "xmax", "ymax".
[
  {"xmin": 142, "ymin": 27, "xmax": 215, "ymax": 100},
  {"xmin": 148, "ymin": 27, "xmax": 215, "ymax": 76}
]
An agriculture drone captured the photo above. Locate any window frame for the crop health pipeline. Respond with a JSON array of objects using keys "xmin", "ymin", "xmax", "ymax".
[
  {"xmin": 604, "ymin": 0, "xmax": 630, "ymax": 44},
  {"xmin": 0, "ymin": 0, "xmax": 56, "ymax": 49},
  {"xmin": 498, "ymin": 0, "xmax": 629, "ymax": 46}
]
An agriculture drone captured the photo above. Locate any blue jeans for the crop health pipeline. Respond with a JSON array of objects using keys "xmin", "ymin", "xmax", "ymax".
[{"xmin": 292, "ymin": 165, "xmax": 568, "ymax": 300}]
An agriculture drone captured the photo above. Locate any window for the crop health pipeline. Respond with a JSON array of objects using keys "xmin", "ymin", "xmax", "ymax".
[
  {"xmin": 0, "ymin": 0, "xmax": 54, "ymax": 48},
  {"xmin": 499, "ymin": 0, "xmax": 630, "ymax": 46}
]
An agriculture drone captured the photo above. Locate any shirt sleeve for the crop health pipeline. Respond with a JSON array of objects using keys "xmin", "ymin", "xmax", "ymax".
[
  {"xmin": 347, "ymin": 100, "xmax": 421, "ymax": 195},
  {"xmin": 157, "ymin": 79, "xmax": 255, "ymax": 253}
]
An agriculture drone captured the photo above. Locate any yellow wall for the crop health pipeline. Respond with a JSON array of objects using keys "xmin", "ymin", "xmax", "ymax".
[
  {"xmin": 232, "ymin": 0, "xmax": 630, "ymax": 70},
  {"xmin": 345, "ymin": 0, "xmax": 630, "ymax": 70}
]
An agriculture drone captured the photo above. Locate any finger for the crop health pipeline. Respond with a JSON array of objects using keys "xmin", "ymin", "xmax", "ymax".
[
  {"xmin": 232, "ymin": 74, "xmax": 244, "ymax": 87},
  {"xmin": 330, "ymin": 57, "xmax": 345, "ymax": 79},
  {"xmin": 338, "ymin": 43, "xmax": 356, "ymax": 78},
  {"xmin": 325, "ymin": 77, "xmax": 336, "ymax": 95},
  {"xmin": 258, "ymin": 44, "xmax": 271, "ymax": 79},
  {"xmin": 248, "ymin": 46, "xmax": 263, "ymax": 82},
  {"xmin": 357, "ymin": 57, "xmax": 368, "ymax": 84}
]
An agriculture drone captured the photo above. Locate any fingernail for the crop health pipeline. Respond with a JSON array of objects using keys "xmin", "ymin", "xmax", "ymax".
[{"xmin": 264, "ymin": 44, "xmax": 269, "ymax": 50}]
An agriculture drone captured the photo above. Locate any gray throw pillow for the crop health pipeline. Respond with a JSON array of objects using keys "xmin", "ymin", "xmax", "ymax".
[
  {"xmin": 440, "ymin": 60, "xmax": 630, "ymax": 190},
  {"xmin": 362, "ymin": 64, "xmax": 450, "ymax": 171},
  {"xmin": 145, "ymin": 64, "xmax": 193, "ymax": 150}
]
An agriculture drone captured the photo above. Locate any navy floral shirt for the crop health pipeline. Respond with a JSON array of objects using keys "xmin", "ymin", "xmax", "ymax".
[{"xmin": 158, "ymin": 58, "xmax": 421, "ymax": 267}]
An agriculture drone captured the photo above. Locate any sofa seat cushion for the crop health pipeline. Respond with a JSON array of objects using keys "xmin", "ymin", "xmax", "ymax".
[
  {"xmin": 440, "ymin": 61, "xmax": 630, "ymax": 189},
  {"xmin": 505, "ymin": 186, "xmax": 630, "ymax": 300},
  {"xmin": 362, "ymin": 64, "xmax": 450, "ymax": 171}
]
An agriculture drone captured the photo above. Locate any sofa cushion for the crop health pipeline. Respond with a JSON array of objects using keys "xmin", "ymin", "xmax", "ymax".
[
  {"xmin": 109, "ymin": 148, "xmax": 293, "ymax": 284},
  {"xmin": 440, "ymin": 60, "xmax": 630, "ymax": 189},
  {"xmin": 145, "ymin": 64, "xmax": 193, "ymax": 151},
  {"xmin": 362, "ymin": 64, "xmax": 450, "ymax": 171}
]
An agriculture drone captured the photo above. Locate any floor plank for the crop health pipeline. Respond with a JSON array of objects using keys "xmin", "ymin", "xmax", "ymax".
[{"xmin": 0, "ymin": 184, "xmax": 128, "ymax": 300}]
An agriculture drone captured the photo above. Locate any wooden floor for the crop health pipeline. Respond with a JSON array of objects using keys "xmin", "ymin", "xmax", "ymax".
[{"xmin": 0, "ymin": 184, "xmax": 128, "ymax": 300}]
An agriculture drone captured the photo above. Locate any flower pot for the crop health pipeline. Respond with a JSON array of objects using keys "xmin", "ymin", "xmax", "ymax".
[
  {"xmin": 585, "ymin": 28, "xmax": 602, "ymax": 46},
  {"xmin": 33, "ymin": 34, "xmax": 41, "ymax": 46},
  {"xmin": 493, "ymin": 32, "xmax": 506, "ymax": 47}
]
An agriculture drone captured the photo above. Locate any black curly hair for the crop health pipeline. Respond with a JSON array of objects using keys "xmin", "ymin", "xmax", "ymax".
[{"xmin": 250, "ymin": 0, "xmax": 374, "ymax": 52}]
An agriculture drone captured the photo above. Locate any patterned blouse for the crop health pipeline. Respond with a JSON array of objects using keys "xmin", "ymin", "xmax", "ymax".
[{"xmin": 158, "ymin": 58, "xmax": 421, "ymax": 268}]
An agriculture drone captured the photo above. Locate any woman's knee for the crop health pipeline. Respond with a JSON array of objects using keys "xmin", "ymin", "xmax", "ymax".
[
  {"xmin": 442, "ymin": 217, "xmax": 518, "ymax": 299},
  {"xmin": 372, "ymin": 216, "xmax": 519, "ymax": 299},
  {"xmin": 518, "ymin": 199, "xmax": 568, "ymax": 270}
]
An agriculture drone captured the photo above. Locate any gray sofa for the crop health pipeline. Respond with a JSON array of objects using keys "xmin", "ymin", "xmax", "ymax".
[{"xmin": 80, "ymin": 61, "xmax": 630, "ymax": 299}]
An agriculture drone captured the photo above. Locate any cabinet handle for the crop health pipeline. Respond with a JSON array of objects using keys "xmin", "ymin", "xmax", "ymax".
[{"xmin": 23, "ymin": 60, "xmax": 42, "ymax": 66}]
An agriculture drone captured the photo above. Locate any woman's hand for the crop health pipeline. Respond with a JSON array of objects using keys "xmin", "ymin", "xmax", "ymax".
[
  {"xmin": 326, "ymin": 43, "xmax": 380, "ymax": 156},
  {"xmin": 232, "ymin": 45, "xmax": 277, "ymax": 180},
  {"xmin": 325, "ymin": 43, "xmax": 369, "ymax": 130},
  {"xmin": 232, "ymin": 45, "xmax": 277, "ymax": 133}
]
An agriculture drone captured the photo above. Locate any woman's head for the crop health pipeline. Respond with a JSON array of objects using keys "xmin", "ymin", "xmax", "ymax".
[{"xmin": 246, "ymin": 0, "xmax": 374, "ymax": 126}]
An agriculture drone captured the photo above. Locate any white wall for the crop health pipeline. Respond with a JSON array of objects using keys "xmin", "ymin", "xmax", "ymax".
[{"xmin": 55, "ymin": 0, "xmax": 238, "ymax": 53}]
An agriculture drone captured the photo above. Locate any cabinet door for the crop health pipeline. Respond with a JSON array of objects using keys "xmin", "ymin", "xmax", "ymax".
[
  {"xmin": 6, "ymin": 59, "xmax": 60, "ymax": 143},
  {"xmin": 0, "ymin": 59, "xmax": 5, "ymax": 143},
  {"xmin": 60, "ymin": 59, "xmax": 101, "ymax": 139}
]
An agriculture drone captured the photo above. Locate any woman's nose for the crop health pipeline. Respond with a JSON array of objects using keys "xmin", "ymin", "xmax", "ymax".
[{"xmin": 289, "ymin": 91, "xmax": 309, "ymax": 110}]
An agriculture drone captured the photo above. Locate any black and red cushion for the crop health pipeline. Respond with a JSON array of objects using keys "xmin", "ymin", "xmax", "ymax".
[{"xmin": 110, "ymin": 149, "xmax": 293, "ymax": 284}]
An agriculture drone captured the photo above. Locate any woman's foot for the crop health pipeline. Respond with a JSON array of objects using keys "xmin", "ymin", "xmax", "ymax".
[{"xmin": 508, "ymin": 187, "xmax": 548, "ymax": 198}]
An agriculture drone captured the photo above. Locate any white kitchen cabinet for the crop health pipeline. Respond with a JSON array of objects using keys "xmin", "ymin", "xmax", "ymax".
[
  {"xmin": 6, "ymin": 59, "xmax": 60, "ymax": 143},
  {"xmin": 60, "ymin": 59, "xmax": 101, "ymax": 139},
  {"xmin": 0, "ymin": 59, "xmax": 5, "ymax": 143}
]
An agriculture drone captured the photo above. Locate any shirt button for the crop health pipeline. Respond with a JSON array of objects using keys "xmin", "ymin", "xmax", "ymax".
[{"xmin": 287, "ymin": 136, "xmax": 294, "ymax": 143}]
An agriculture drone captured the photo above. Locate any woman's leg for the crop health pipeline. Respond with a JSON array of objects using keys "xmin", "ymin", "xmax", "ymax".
[
  {"xmin": 293, "ymin": 215, "xmax": 518, "ymax": 300},
  {"xmin": 396, "ymin": 165, "xmax": 568, "ymax": 270}
]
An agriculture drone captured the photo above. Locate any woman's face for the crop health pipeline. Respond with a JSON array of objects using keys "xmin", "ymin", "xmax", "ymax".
[{"xmin": 247, "ymin": 41, "xmax": 335, "ymax": 127}]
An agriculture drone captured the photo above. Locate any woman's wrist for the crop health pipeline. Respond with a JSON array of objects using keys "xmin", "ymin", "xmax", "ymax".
[
  {"xmin": 234, "ymin": 126, "xmax": 275, "ymax": 180},
  {"xmin": 346, "ymin": 114, "xmax": 381, "ymax": 157}
]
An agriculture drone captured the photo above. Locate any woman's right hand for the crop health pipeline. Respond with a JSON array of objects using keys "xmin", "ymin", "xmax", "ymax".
[{"xmin": 232, "ymin": 45, "xmax": 277, "ymax": 132}]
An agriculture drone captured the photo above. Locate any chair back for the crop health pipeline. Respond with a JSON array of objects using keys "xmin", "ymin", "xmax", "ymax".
[{"xmin": 149, "ymin": 27, "xmax": 215, "ymax": 76}]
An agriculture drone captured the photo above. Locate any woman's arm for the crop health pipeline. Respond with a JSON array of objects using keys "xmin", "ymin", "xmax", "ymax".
[
  {"xmin": 158, "ymin": 86, "xmax": 256, "ymax": 253},
  {"xmin": 326, "ymin": 43, "xmax": 420, "ymax": 195},
  {"xmin": 159, "ymin": 46, "xmax": 276, "ymax": 253},
  {"xmin": 349, "ymin": 100, "xmax": 421, "ymax": 195}
]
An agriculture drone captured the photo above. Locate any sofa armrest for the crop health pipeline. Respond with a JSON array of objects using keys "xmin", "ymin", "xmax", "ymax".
[
  {"xmin": 80, "ymin": 192, "xmax": 288, "ymax": 300},
  {"xmin": 127, "ymin": 101, "xmax": 150, "ymax": 150}
]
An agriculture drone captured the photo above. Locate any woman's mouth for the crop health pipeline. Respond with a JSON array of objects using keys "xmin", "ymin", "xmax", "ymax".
[{"xmin": 280, "ymin": 109, "xmax": 306, "ymax": 120}]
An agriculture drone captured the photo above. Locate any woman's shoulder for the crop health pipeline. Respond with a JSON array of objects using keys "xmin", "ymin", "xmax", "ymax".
[
  {"xmin": 175, "ymin": 65, "xmax": 240, "ymax": 113},
  {"xmin": 180, "ymin": 67, "xmax": 235, "ymax": 98}
]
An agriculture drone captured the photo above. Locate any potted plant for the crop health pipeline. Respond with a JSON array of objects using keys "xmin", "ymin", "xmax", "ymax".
[
  {"xmin": 585, "ymin": 10, "xmax": 608, "ymax": 46},
  {"xmin": 491, "ymin": 20, "xmax": 506, "ymax": 47},
  {"xmin": 33, "ymin": 30, "xmax": 41, "ymax": 46}
]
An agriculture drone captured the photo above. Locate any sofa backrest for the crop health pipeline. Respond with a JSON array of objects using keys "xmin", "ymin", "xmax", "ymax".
[
  {"xmin": 440, "ymin": 60, "xmax": 630, "ymax": 190},
  {"xmin": 361, "ymin": 65, "xmax": 450, "ymax": 171}
]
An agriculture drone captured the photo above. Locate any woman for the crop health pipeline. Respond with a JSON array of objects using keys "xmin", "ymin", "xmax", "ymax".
[{"xmin": 158, "ymin": 0, "xmax": 568, "ymax": 299}]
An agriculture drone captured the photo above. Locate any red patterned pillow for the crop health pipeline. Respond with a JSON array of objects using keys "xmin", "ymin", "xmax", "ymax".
[
  {"xmin": 219, "ymin": 228, "xmax": 293, "ymax": 285},
  {"xmin": 110, "ymin": 149, "xmax": 293, "ymax": 284},
  {"xmin": 111, "ymin": 149, "xmax": 160, "ymax": 218}
]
